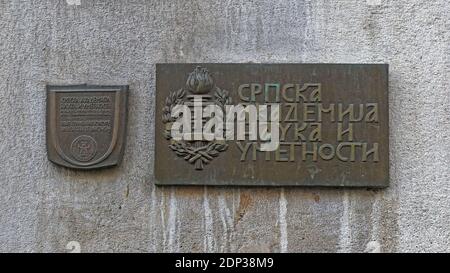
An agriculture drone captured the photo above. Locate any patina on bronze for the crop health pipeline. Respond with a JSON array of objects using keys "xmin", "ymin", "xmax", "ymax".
[
  {"xmin": 155, "ymin": 64, "xmax": 389, "ymax": 187},
  {"xmin": 46, "ymin": 84, "xmax": 128, "ymax": 169}
]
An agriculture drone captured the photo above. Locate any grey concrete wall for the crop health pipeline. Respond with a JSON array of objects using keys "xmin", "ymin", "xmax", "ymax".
[{"xmin": 0, "ymin": 0, "xmax": 449, "ymax": 253}]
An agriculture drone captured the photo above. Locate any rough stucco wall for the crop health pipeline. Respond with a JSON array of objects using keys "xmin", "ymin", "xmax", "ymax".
[{"xmin": 0, "ymin": 0, "xmax": 448, "ymax": 253}]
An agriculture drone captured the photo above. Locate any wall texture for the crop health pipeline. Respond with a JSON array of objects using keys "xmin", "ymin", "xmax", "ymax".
[{"xmin": 0, "ymin": 0, "xmax": 449, "ymax": 253}]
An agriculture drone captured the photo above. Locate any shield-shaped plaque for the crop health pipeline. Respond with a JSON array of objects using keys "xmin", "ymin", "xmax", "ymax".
[{"xmin": 46, "ymin": 84, "xmax": 128, "ymax": 169}]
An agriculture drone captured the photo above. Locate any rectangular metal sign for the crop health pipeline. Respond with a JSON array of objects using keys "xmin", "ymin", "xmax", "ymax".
[{"xmin": 155, "ymin": 64, "xmax": 389, "ymax": 187}]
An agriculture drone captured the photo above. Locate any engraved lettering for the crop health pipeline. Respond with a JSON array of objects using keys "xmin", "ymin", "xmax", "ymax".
[
  {"xmin": 264, "ymin": 83, "xmax": 280, "ymax": 103},
  {"xmin": 362, "ymin": 142, "xmax": 379, "ymax": 162},
  {"xmin": 337, "ymin": 123, "xmax": 354, "ymax": 141},
  {"xmin": 365, "ymin": 103, "xmax": 379, "ymax": 122},
  {"xmin": 302, "ymin": 143, "xmax": 318, "ymax": 161}
]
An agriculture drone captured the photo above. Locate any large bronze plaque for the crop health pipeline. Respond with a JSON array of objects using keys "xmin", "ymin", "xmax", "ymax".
[
  {"xmin": 46, "ymin": 85, "xmax": 128, "ymax": 169},
  {"xmin": 155, "ymin": 64, "xmax": 389, "ymax": 187}
]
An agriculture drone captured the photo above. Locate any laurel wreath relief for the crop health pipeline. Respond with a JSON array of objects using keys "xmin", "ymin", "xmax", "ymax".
[{"xmin": 162, "ymin": 83, "xmax": 231, "ymax": 170}]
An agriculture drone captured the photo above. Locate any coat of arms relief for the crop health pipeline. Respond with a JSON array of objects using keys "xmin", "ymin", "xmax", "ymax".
[{"xmin": 162, "ymin": 66, "xmax": 231, "ymax": 170}]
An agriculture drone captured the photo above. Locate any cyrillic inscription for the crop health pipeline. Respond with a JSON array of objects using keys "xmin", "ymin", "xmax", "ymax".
[
  {"xmin": 46, "ymin": 85, "xmax": 128, "ymax": 169},
  {"xmin": 155, "ymin": 64, "xmax": 389, "ymax": 187}
]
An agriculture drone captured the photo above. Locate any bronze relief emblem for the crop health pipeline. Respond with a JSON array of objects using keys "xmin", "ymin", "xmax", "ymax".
[
  {"xmin": 162, "ymin": 66, "xmax": 231, "ymax": 170},
  {"xmin": 46, "ymin": 85, "xmax": 128, "ymax": 169}
]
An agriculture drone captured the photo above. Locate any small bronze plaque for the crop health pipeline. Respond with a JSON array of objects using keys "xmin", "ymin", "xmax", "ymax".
[
  {"xmin": 46, "ymin": 85, "xmax": 128, "ymax": 169},
  {"xmin": 155, "ymin": 64, "xmax": 389, "ymax": 187}
]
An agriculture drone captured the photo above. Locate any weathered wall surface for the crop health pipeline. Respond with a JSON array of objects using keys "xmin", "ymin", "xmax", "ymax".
[{"xmin": 0, "ymin": 0, "xmax": 449, "ymax": 252}]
